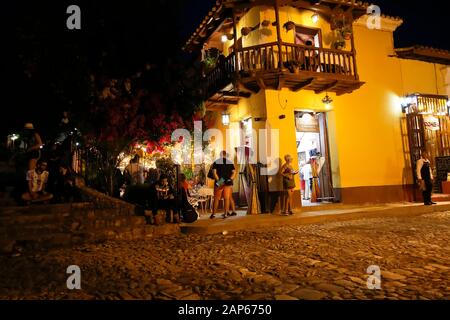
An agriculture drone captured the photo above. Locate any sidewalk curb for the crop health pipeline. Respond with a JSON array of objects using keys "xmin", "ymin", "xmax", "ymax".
[{"xmin": 180, "ymin": 203, "xmax": 450, "ymax": 235}]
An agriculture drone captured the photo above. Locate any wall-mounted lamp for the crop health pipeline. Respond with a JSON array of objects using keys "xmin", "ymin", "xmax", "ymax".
[
  {"xmin": 311, "ymin": 13, "xmax": 319, "ymax": 24},
  {"xmin": 222, "ymin": 112, "xmax": 230, "ymax": 126},
  {"xmin": 222, "ymin": 34, "xmax": 234, "ymax": 42}
]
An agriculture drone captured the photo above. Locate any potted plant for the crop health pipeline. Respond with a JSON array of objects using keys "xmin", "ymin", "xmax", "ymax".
[
  {"xmin": 332, "ymin": 30, "xmax": 346, "ymax": 50},
  {"xmin": 241, "ymin": 27, "xmax": 252, "ymax": 36},
  {"xmin": 287, "ymin": 60, "xmax": 301, "ymax": 74},
  {"xmin": 261, "ymin": 20, "xmax": 271, "ymax": 28},
  {"xmin": 341, "ymin": 26, "xmax": 352, "ymax": 40},
  {"xmin": 333, "ymin": 39, "xmax": 346, "ymax": 50},
  {"xmin": 283, "ymin": 21, "xmax": 295, "ymax": 31}
]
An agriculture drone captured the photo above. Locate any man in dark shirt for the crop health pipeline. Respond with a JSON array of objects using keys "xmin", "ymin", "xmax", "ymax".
[
  {"xmin": 210, "ymin": 151, "xmax": 236, "ymax": 219},
  {"xmin": 416, "ymin": 150, "xmax": 436, "ymax": 206}
]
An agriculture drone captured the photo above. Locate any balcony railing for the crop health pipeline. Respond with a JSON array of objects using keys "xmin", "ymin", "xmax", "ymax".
[{"xmin": 204, "ymin": 42, "xmax": 359, "ymax": 98}]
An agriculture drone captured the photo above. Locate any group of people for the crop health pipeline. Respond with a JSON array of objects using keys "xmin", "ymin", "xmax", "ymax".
[{"xmin": 14, "ymin": 121, "xmax": 79, "ymax": 205}]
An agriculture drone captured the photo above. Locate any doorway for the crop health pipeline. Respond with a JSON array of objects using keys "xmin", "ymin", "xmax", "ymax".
[{"xmin": 295, "ymin": 111, "xmax": 334, "ymax": 206}]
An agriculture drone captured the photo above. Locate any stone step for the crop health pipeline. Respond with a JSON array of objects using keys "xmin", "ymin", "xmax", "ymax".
[
  {"xmin": 0, "ymin": 216, "xmax": 146, "ymax": 242},
  {"xmin": 1, "ymin": 223, "xmax": 180, "ymax": 251}
]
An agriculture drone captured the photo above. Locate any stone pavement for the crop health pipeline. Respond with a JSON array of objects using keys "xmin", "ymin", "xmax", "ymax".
[
  {"xmin": 183, "ymin": 202, "xmax": 450, "ymax": 235},
  {"xmin": 0, "ymin": 209, "xmax": 449, "ymax": 300}
]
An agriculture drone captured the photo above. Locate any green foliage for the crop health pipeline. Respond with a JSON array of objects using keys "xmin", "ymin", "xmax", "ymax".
[
  {"xmin": 156, "ymin": 157, "xmax": 177, "ymax": 188},
  {"xmin": 182, "ymin": 166, "xmax": 194, "ymax": 181}
]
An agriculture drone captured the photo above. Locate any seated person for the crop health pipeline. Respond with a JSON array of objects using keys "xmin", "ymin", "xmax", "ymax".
[
  {"xmin": 152, "ymin": 175, "xmax": 179, "ymax": 223},
  {"xmin": 54, "ymin": 164, "xmax": 80, "ymax": 202},
  {"xmin": 22, "ymin": 160, "xmax": 53, "ymax": 204},
  {"xmin": 178, "ymin": 173, "xmax": 191, "ymax": 198}
]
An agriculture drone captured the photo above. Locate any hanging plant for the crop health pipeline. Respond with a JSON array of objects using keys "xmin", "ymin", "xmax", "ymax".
[
  {"xmin": 241, "ymin": 23, "xmax": 260, "ymax": 36},
  {"xmin": 333, "ymin": 39, "xmax": 346, "ymax": 50},
  {"xmin": 283, "ymin": 21, "xmax": 295, "ymax": 31},
  {"xmin": 341, "ymin": 26, "xmax": 352, "ymax": 40},
  {"xmin": 241, "ymin": 27, "xmax": 252, "ymax": 36},
  {"xmin": 261, "ymin": 19, "xmax": 271, "ymax": 28}
]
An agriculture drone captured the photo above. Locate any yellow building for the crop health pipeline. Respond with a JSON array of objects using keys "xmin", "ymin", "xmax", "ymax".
[{"xmin": 184, "ymin": 0, "xmax": 450, "ymax": 209}]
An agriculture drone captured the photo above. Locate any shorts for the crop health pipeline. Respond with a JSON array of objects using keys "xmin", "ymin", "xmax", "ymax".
[{"xmin": 214, "ymin": 184, "xmax": 232, "ymax": 199}]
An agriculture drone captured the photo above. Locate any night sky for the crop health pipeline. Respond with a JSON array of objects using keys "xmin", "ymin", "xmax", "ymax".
[{"xmin": 1, "ymin": 0, "xmax": 448, "ymax": 138}]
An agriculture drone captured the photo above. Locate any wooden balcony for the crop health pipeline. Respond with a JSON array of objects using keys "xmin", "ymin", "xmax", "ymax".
[{"xmin": 204, "ymin": 42, "xmax": 365, "ymax": 108}]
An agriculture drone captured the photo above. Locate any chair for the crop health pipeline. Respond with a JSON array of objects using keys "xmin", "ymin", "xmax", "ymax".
[
  {"xmin": 196, "ymin": 195, "xmax": 209, "ymax": 215},
  {"xmin": 197, "ymin": 187, "xmax": 216, "ymax": 214}
]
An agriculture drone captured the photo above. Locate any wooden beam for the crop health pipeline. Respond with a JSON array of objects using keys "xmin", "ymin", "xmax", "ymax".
[
  {"xmin": 208, "ymin": 99, "xmax": 239, "ymax": 105},
  {"xmin": 232, "ymin": 9, "xmax": 239, "ymax": 79},
  {"xmin": 277, "ymin": 75, "xmax": 285, "ymax": 90},
  {"xmin": 219, "ymin": 91, "xmax": 252, "ymax": 98},
  {"xmin": 293, "ymin": 78, "xmax": 314, "ymax": 92},
  {"xmin": 257, "ymin": 77, "xmax": 267, "ymax": 90},
  {"xmin": 243, "ymin": 83, "xmax": 261, "ymax": 94},
  {"xmin": 274, "ymin": 0, "xmax": 284, "ymax": 70},
  {"xmin": 314, "ymin": 80, "xmax": 339, "ymax": 94}
]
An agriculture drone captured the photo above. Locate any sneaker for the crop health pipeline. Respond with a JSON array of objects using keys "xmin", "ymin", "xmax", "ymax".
[
  {"xmin": 221, "ymin": 214, "xmax": 228, "ymax": 219},
  {"xmin": 210, "ymin": 214, "xmax": 216, "ymax": 219},
  {"xmin": 229, "ymin": 212, "xmax": 237, "ymax": 217}
]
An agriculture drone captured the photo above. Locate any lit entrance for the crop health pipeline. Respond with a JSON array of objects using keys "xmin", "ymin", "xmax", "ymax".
[
  {"xmin": 295, "ymin": 111, "xmax": 335, "ymax": 206},
  {"xmin": 403, "ymin": 94, "xmax": 450, "ymax": 200}
]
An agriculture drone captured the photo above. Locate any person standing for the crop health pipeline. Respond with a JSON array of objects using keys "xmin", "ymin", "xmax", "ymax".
[
  {"xmin": 281, "ymin": 155, "xmax": 298, "ymax": 215},
  {"xmin": 124, "ymin": 155, "xmax": 144, "ymax": 186},
  {"xmin": 210, "ymin": 151, "xmax": 236, "ymax": 219},
  {"xmin": 20, "ymin": 123, "xmax": 43, "ymax": 171},
  {"xmin": 301, "ymin": 161, "xmax": 312, "ymax": 200},
  {"xmin": 416, "ymin": 151, "xmax": 436, "ymax": 206}
]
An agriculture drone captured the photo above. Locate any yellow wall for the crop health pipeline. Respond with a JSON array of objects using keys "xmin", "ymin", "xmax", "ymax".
[
  {"xmin": 220, "ymin": 5, "xmax": 347, "ymax": 54},
  {"xmin": 204, "ymin": 8, "xmax": 449, "ymax": 202}
]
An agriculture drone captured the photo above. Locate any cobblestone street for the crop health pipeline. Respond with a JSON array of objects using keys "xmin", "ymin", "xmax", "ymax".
[{"xmin": 1, "ymin": 211, "xmax": 449, "ymax": 300}]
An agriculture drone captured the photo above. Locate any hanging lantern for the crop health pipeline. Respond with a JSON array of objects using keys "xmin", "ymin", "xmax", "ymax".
[{"xmin": 222, "ymin": 112, "xmax": 230, "ymax": 126}]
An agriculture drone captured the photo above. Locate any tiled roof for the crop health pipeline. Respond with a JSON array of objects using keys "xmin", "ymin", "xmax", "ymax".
[{"xmin": 395, "ymin": 46, "xmax": 450, "ymax": 65}]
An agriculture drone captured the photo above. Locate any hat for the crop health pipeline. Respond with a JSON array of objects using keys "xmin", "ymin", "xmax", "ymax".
[{"xmin": 24, "ymin": 123, "xmax": 34, "ymax": 130}]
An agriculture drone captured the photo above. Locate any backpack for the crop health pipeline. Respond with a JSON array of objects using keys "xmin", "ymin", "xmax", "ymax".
[
  {"xmin": 207, "ymin": 164, "xmax": 215, "ymax": 180},
  {"xmin": 181, "ymin": 202, "xmax": 199, "ymax": 223}
]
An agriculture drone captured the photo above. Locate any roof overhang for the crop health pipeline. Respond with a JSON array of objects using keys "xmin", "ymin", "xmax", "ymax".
[
  {"xmin": 183, "ymin": 0, "xmax": 371, "ymax": 52},
  {"xmin": 395, "ymin": 46, "xmax": 450, "ymax": 65}
]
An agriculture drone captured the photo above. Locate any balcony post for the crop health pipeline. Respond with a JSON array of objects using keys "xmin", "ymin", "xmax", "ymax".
[
  {"xmin": 350, "ymin": 24, "xmax": 359, "ymax": 80},
  {"xmin": 274, "ymin": 0, "xmax": 284, "ymax": 70},
  {"xmin": 232, "ymin": 9, "xmax": 239, "ymax": 78}
]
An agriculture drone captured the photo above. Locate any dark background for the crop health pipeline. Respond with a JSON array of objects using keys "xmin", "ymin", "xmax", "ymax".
[{"xmin": 0, "ymin": 0, "xmax": 448, "ymax": 139}]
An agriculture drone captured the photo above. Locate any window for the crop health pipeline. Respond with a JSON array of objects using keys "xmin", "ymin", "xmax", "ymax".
[{"xmin": 295, "ymin": 26, "xmax": 321, "ymax": 48}]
